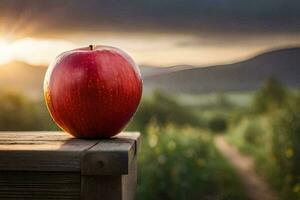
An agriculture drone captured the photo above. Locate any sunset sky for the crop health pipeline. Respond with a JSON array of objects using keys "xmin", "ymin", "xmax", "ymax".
[{"xmin": 0, "ymin": 0, "xmax": 299, "ymax": 67}]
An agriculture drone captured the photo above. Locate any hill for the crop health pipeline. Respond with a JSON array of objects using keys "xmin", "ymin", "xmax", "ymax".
[
  {"xmin": 0, "ymin": 61, "xmax": 46, "ymax": 99},
  {"xmin": 142, "ymin": 47, "xmax": 300, "ymax": 93}
]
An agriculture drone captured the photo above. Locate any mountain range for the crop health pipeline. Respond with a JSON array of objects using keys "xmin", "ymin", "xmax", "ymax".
[
  {"xmin": 142, "ymin": 47, "xmax": 300, "ymax": 93},
  {"xmin": 0, "ymin": 47, "xmax": 299, "ymax": 99}
]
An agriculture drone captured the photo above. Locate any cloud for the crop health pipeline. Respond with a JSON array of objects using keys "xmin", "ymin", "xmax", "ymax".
[
  {"xmin": 0, "ymin": 0, "xmax": 299, "ymax": 38},
  {"xmin": 0, "ymin": 0, "xmax": 299, "ymax": 66}
]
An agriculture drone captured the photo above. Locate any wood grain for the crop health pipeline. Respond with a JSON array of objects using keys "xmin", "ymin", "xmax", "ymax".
[
  {"xmin": 0, "ymin": 132, "xmax": 99, "ymax": 171},
  {"xmin": 0, "ymin": 171, "xmax": 80, "ymax": 200},
  {"xmin": 0, "ymin": 132, "xmax": 138, "ymax": 172},
  {"xmin": 81, "ymin": 175, "xmax": 122, "ymax": 200},
  {"xmin": 122, "ymin": 157, "xmax": 137, "ymax": 200},
  {"xmin": 0, "ymin": 132, "xmax": 73, "ymax": 141}
]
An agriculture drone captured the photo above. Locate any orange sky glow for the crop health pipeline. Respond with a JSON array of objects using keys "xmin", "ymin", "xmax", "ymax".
[
  {"xmin": 0, "ymin": 15, "xmax": 300, "ymax": 67},
  {"xmin": 0, "ymin": 32, "xmax": 299, "ymax": 67}
]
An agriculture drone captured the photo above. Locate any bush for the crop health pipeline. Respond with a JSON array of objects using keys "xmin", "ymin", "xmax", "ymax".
[
  {"xmin": 0, "ymin": 90, "xmax": 57, "ymax": 131},
  {"xmin": 227, "ymin": 116, "xmax": 271, "ymax": 153},
  {"xmin": 208, "ymin": 115, "xmax": 228, "ymax": 133},
  {"xmin": 227, "ymin": 83, "xmax": 300, "ymax": 200},
  {"xmin": 127, "ymin": 90, "xmax": 201, "ymax": 132},
  {"xmin": 252, "ymin": 77, "xmax": 287, "ymax": 113},
  {"xmin": 243, "ymin": 119, "xmax": 263, "ymax": 145},
  {"xmin": 137, "ymin": 123, "xmax": 247, "ymax": 200},
  {"xmin": 272, "ymin": 99, "xmax": 300, "ymax": 200},
  {"xmin": 0, "ymin": 90, "xmax": 40, "ymax": 130}
]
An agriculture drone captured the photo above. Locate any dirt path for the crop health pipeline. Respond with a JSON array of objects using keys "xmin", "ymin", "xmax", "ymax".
[{"xmin": 214, "ymin": 135, "xmax": 278, "ymax": 200}]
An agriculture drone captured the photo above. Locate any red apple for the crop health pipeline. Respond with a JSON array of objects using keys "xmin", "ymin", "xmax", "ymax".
[{"xmin": 44, "ymin": 45, "xmax": 142, "ymax": 138}]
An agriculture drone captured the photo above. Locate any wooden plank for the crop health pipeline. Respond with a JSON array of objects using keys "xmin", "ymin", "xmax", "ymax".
[
  {"xmin": 81, "ymin": 138, "xmax": 136, "ymax": 175},
  {"xmin": 80, "ymin": 132, "xmax": 140, "ymax": 199},
  {"xmin": 0, "ymin": 132, "xmax": 99, "ymax": 172},
  {"xmin": 0, "ymin": 131, "xmax": 73, "ymax": 141},
  {"xmin": 0, "ymin": 171, "xmax": 80, "ymax": 200},
  {"xmin": 0, "ymin": 132, "xmax": 139, "ymax": 142},
  {"xmin": 0, "ymin": 131, "xmax": 139, "ymax": 173},
  {"xmin": 81, "ymin": 176, "xmax": 122, "ymax": 200},
  {"xmin": 80, "ymin": 158, "xmax": 138, "ymax": 200},
  {"xmin": 114, "ymin": 132, "xmax": 141, "ymax": 154},
  {"xmin": 122, "ymin": 157, "xmax": 137, "ymax": 200},
  {"xmin": 0, "ymin": 150, "xmax": 82, "ymax": 172},
  {"xmin": 0, "ymin": 139, "xmax": 98, "ymax": 151}
]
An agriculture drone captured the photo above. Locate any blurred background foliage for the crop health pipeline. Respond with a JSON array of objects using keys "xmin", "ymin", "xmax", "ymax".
[
  {"xmin": 137, "ymin": 124, "xmax": 246, "ymax": 200},
  {"xmin": 227, "ymin": 78, "xmax": 300, "ymax": 200},
  {"xmin": 0, "ymin": 89, "xmax": 56, "ymax": 131},
  {"xmin": 0, "ymin": 77, "xmax": 299, "ymax": 199}
]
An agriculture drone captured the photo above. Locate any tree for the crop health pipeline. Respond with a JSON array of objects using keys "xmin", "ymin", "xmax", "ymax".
[{"xmin": 252, "ymin": 77, "xmax": 287, "ymax": 113}]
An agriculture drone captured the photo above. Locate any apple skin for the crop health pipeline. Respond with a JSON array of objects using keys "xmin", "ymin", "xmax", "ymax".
[{"xmin": 44, "ymin": 45, "xmax": 142, "ymax": 138}]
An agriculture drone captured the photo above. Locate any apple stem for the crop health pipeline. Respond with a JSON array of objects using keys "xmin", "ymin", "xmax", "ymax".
[{"xmin": 89, "ymin": 45, "xmax": 93, "ymax": 50}]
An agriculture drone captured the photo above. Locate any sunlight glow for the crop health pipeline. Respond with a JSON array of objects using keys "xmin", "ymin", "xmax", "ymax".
[
  {"xmin": 0, "ymin": 38, "xmax": 13, "ymax": 64},
  {"xmin": 9, "ymin": 38, "xmax": 76, "ymax": 66},
  {"xmin": 0, "ymin": 37, "xmax": 76, "ymax": 66},
  {"xmin": 0, "ymin": 33, "xmax": 300, "ymax": 67}
]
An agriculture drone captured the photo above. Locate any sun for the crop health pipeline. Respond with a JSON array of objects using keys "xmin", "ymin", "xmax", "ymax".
[{"xmin": 0, "ymin": 38, "xmax": 13, "ymax": 64}]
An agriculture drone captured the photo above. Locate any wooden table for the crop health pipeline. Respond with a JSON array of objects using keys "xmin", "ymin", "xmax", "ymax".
[{"xmin": 0, "ymin": 131, "xmax": 140, "ymax": 200}]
